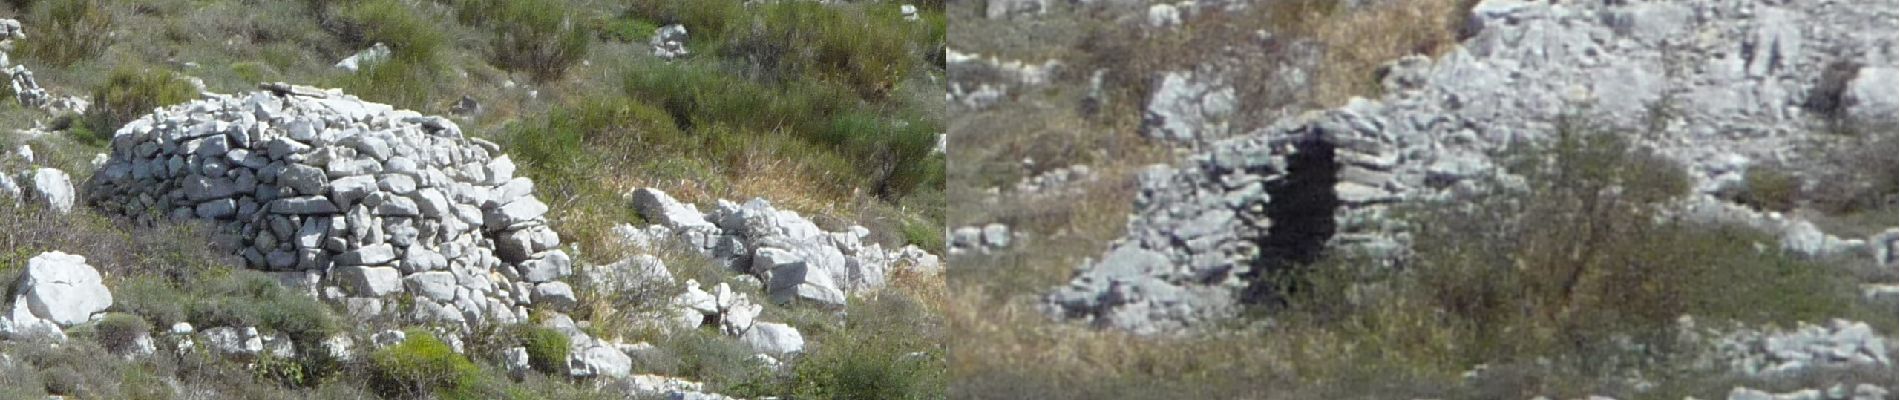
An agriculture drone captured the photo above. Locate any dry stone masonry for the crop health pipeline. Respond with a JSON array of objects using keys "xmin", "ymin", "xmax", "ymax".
[
  {"xmin": 0, "ymin": 19, "xmax": 86, "ymax": 114},
  {"xmin": 85, "ymin": 82, "xmax": 572, "ymax": 328},
  {"xmin": 1049, "ymin": 0, "xmax": 1899, "ymax": 335}
]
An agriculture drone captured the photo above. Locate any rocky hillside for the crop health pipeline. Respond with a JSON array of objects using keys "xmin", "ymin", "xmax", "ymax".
[
  {"xmin": 950, "ymin": 0, "xmax": 1896, "ymax": 398},
  {"xmin": 0, "ymin": 0, "xmax": 947, "ymax": 398}
]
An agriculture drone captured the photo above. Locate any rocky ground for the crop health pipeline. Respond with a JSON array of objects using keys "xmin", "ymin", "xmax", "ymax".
[{"xmin": 0, "ymin": 0, "xmax": 948, "ymax": 398}]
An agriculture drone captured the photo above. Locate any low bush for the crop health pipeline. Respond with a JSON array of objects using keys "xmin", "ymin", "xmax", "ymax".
[
  {"xmin": 1272, "ymin": 121, "xmax": 1876, "ymax": 385},
  {"xmin": 328, "ymin": 56, "xmax": 450, "ymax": 112},
  {"xmin": 229, "ymin": 61, "xmax": 279, "ymax": 84},
  {"xmin": 900, "ymin": 216, "xmax": 946, "ymax": 255},
  {"xmin": 185, "ymin": 269, "xmax": 339, "ymax": 346},
  {"xmin": 19, "ymin": 0, "xmax": 115, "ymax": 66},
  {"xmin": 651, "ymin": 331, "xmax": 778, "ymax": 392},
  {"xmin": 721, "ymin": 1, "xmax": 916, "ymax": 99},
  {"xmin": 621, "ymin": 61, "xmax": 941, "ymax": 199},
  {"xmin": 329, "ymin": 0, "xmax": 445, "ymax": 63},
  {"xmin": 510, "ymin": 325, "xmax": 570, "ymax": 375},
  {"xmin": 1739, "ymin": 164, "xmax": 1800, "ymax": 212},
  {"xmin": 590, "ymin": 15, "xmax": 658, "ymax": 43},
  {"xmin": 92, "ymin": 312, "xmax": 152, "ymax": 354},
  {"xmin": 625, "ymin": 0, "xmax": 745, "ymax": 46},
  {"xmin": 451, "ymin": 0, "xmax": 590, "ymax": 82},
  {"xmin": 785, "ymin": 290, "xmax": 945, "ymax": 400},
  {"xmin": 368, "ymin": 330, "xmax": 494, "ymax": 399},
  {"xmin": 40, "ymin": 365, "xmax": 87, "ymax": 397},
  {"xmin": 318, "ymin": 0, "xmax": 452, "ymax": 110},
  {"xmin": 81, "ymin": 66, "xmax": 199, "ymax": 145},
  {"xmin": 497, "ymin": 96, "xmax": 676, "ymax": 262}
]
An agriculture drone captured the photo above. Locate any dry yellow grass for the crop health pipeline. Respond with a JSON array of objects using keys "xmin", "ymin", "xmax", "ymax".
[{"xmin": 1296, "ymin": 0, "xmax": 1471, "ymax": 106}]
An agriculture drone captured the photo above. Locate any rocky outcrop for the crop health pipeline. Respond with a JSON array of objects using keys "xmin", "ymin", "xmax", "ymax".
[
  {"xmin": 334, "ymin": 43, "xmax": 390, "ymax": 73},
  {"xmin": 1702, "ymin": 319, "xmax": 1894, "ymax": 378},
  {"xmin": 2, "ymin": 252, "xmax": 111, "ymax": 339},
  {"xmin": 947, "ymin": 48, "xmax": 1061, "ymax": 110},
  {"xmin": 651, "ymin": 24, "xmax": 689, "ymax": 60},
  {"xmin": 617, "ymin": 188, "xmax": 940, "ymax": 309},
  {"xmin": 949, "ymin": 223, "xmax": 1012, "ymax": 255},
  {"xmin": 86, "ymin": 83, "xmax": 572, "ymax": 328},
  {"xmin": 985, "ymin": 0, "xmax": 1047, "ymax": 19},
  {"xmin": 1140, "ymin": 69, "xmax": 1236, "ymax": 142},
  {"xmin": 1049, "ymin": 0, "xmax": 1899, "ymax": 334}
]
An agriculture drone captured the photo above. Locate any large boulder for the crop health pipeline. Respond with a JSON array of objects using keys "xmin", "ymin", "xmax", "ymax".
[
  {"xmin": 7, "ymin": 251, "xmax": 112, "ymax": 327},
  {"xmin": 739, "ymin": 322, "xmax": 804, "ymax": 355},
  {"xmin": 1843, "ymin": 66, "xmax": 1898, "ymax": 130},
  {"xmin": 25, "ymin": 168, "xmax": 72, "ymax": 214},
  {"xmin": 568, "ymin": 338, "xmax": 633, "ymax": 378},
  {"xmin": 1140, "ymin": 70, "xmax": 1236, "ymax": 142},
  {"xmin": 629, "ymin": 188, "xmax": 713, "ymax": 230}
]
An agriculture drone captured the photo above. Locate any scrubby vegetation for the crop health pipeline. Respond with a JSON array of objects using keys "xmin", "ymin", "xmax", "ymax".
[
  {"xmin": 952, "ymin": 120, "xmax": 1895, "ymax": 399},
  {"xmin": 367, "ymin": 330, "xmax": 491, "ymax": 399},
  {"xmin": 78, "ymin": 65, "xmax": 198, "ymax": 145},
  {"xmin": 17, "ymin": 0, "xmax": 113, "ymax": 67},
  {"xmin": 946, "ymin": 0, "xmax": 1894, "ymax": 397},
  {"xmin": 0, "ymin": 0, "xmax": 945, "ymax": 398}
]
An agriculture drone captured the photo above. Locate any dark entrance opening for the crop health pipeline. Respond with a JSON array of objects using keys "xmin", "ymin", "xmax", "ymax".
[{"xmin": 1241, "ymin": 136, "xmax": 1340, "ymax": 306}]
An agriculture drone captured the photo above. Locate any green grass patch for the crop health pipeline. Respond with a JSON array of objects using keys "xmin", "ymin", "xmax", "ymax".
[
  {"xmin": 449, "ymin": 0, "xmax": 591, "ymax": 82},
  {"xmin": 622, "ymin": 60, "xmax": 941, "ymax": 199},
  {"xmin": 783, "ymin": 290, "xmax": 945, "ymax": 400},
  {"xmin": 19, "ymin": 0, "xmax": 115, "ymax": 67},
  {"xmin": 368, "ymin": 329, "xmax": 494, "ymax": 399}
]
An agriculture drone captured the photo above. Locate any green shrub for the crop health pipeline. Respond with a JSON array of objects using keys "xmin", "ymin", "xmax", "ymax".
[
  {"xmin": 328, "ymin": 56, "xmax": 448, "ymax": 112},
  {"xmin": 39, "ymin": 365, "xmax": 85, "ymax": 397},
  {"xmin": 497, "ymin": 96, "xmax": 676, "ymax": 261},
  {"xmin": 82, "ymin": 66, "xmax": 199, "ymax": 145},
  {"xmin": 591, "ymin": 16, "xmax": 658, "ymax": 43},
  {"xmin": 115, "ymin": 277, "xmax": 187, "ymax": 327},
  {"xmin": 621, "ymin": 61, "xmax": 941, "ymax": 198},
  {"xmin": 1282, "ymin": 121, "xmax": 1875, "ymax": 381},
  {"xmin": 786, "ymin": 291, "xmax": 945, "ymax": 400},
  {"xmin": 1739, "ymin": 164, "xmax": 1799, "ymax": 212},
  {"xmin": 452, "ymin": 0, "xmax": 590, "ymax": 82},
  {"xmin": 652, "ymin": 331, "xmax": 777, "ymax": 391},
  {"xmin": 369, "ymin": 330, "xmax": 493, "ymax": 399},
  {"xmin": 514, "ymin": 325, "xmax": 570, "ymax": 375},
  {"xmin": 900, "ymin": 216, "xmax": 945, "ymax": 255},
  {"xmin": 92, "ymin": 313, "xmax": 152, "ymax": 354},
  {"xmin": 333, "ymin": 0, "xmax": 445, "ymax": 63},
  {"xmin": 230, "ymin": 61, "xmax": 280, "ymax": 84},
  {"xmin": 722, "ymin": 1, "xmax": 914, "ymax": 99},
  {"xmin": 184, "ymin": 269, "xmax": 339, "ymax": 346},
  {"xmin": 20, "ymin": 0, "xmax": 114, "ymax": 66},
  {"xmin": 626, "ymin": 0, "xmax": 745, "ymax": 45}
]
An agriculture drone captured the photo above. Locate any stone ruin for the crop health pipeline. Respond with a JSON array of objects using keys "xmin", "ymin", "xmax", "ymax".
[
  {"xmin": 1049, "ymin": 0, "xmax": 1900, "ymax": 335},
  {"xmin": 86, "ymin": 82, "xmax": 570, "ymax": 328}
]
